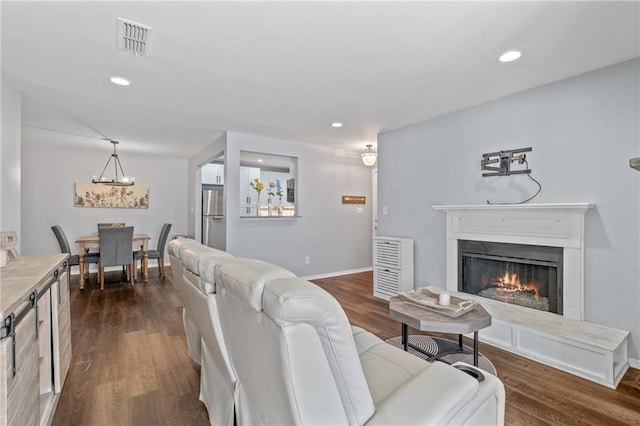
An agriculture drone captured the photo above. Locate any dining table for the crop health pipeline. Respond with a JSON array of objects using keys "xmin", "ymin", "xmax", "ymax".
[{"xmin": 76, "ymin": 233, "xmax": 151, "ymax": 289}]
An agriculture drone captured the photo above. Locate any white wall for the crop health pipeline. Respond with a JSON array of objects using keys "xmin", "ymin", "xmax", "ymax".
[
  {"xmin": 378, "ymin": 58, "xmax": 640, "ymax": 362},
  {"xmin": 1, "ymin": 71, "xmax": 22, "ymax": 249},
  {"xmin": 190, "ymin": 131, "xmax": 373, "ymax": 277},
  {"xmin": 21, "ymin": 140, "xmax": 189, "ymax": 268}
]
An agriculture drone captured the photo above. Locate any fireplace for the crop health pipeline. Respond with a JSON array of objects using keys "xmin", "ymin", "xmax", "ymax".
[
  {"xmin": 432, "ymin": 204, "xmax": 630, "ymax": 390},
  {"xmin": 458, "ymin": 240, "xmax": 564, "ymax": 315},
  {"xmin": 434, "ymin": 203, "xmax": 592, "ymax": 320}
]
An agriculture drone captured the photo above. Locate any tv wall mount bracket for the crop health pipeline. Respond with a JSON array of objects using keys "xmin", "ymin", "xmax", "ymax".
[{"xmin": 481, "ymin": 147, "xmax": 532, "ymax": 177}]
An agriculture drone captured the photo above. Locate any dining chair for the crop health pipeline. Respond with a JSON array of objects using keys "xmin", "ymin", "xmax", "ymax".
[
  {"xmin": 98, "ymin": 226, "xmax": 135, "ymax": 290},
  {"xmin": 98, "ymin": 223, "xmax": 127, "ymax": 273},
  {"xmin": 97, "ymin": 222, "xmax": 126, "ymax": 228},
  {"xmin": 52, "ymin": 225, "xmax": 100, "ymax": 279},
  {"xmin": 134, "ymin": 223, "xmax": 172, "ymax": 277}
]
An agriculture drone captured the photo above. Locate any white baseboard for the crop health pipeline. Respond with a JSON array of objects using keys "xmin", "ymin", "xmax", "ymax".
[
  {"xmin": 629, "ymin": 358, "xmax": 640, "ymax": 370},
  {"xmin": 302, "ymin": 267, "xmax": 372, "ymax": 281}
]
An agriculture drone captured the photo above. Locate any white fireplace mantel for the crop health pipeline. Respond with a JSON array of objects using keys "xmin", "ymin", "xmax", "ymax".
[
  {"xmin": 433, "ymin": 202, "xmax": 593, "ymax": 320},
  {"xmin": 432, "ymin": 203, "xmax": 630, "ymax": 389}
]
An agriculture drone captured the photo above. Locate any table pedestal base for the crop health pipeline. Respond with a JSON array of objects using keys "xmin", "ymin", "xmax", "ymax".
[{"xmin": 401, "ymin": 324, "xmax": 480, "ymax": 366}]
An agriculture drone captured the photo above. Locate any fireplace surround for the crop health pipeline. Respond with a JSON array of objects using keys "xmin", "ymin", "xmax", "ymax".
[
  {"xmin": 432, "ymin": 203, "xmax": 630, "ymax": 388},
  {"xmin": 433, "ymin": 203, "xmax": 591, "ymax": 320}
]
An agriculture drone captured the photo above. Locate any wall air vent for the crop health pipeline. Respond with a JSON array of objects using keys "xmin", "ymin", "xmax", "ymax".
[{"xmin": 117, "ymin": 17, "xmax": 151, "ymax": 56}]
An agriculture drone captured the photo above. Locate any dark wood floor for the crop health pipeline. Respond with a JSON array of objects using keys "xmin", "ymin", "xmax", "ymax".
[
  {"xmin": 52, "ymin": 268, "xmax": 210, "ymax": 425},
  {"xmin": 53, "ymin": 268, "xmax": 640, "ymax": 425}
]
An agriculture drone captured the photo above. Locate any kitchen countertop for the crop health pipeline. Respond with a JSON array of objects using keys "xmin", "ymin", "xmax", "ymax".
[{"xmin": 0, "ymin": 254, "xmax": 68, "ymax": 322}]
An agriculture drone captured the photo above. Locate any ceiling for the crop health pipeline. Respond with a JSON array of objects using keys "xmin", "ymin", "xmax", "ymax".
[{"xmin": 2, "ymin": 1, "xmax": 638, "ymax": 159}]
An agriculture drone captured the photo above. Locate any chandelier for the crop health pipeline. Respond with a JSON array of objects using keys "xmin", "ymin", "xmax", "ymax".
[
  {"xmin": 92, "ymin": 140, "xmax": 135, "ymax": 186},
  {"xmin": 361, "ymin": 144, "xmax": 377, "ymax": 167}
]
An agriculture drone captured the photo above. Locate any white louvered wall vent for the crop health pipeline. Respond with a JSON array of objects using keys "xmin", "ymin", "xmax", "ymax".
[
  {"xmin": 117, "ymin": 17, "xmax": 152, "ymax": 56},
  {"xmin": 372, "ymin": 237, "xmax": 414, "ymax": 301}
]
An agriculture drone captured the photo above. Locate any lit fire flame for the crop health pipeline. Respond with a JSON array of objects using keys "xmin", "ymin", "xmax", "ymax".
[{"xmin": 491, "ymin": 271, "xmax": 540, "ymax": 298}]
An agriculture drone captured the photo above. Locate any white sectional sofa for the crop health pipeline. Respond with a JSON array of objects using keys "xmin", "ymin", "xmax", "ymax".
[
  {"xmin": 169, "ymin": 238, "xmax": 238, "ymax": 426},
  {"xmin": 168, "ymin": 238, "xmax": 202, "ymax": 362},
  {"xmin": 168, "ymin": 238, "xmax": 505, "ymax": 425}
]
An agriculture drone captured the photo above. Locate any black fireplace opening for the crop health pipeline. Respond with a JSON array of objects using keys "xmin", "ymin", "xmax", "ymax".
[{"xmin": 458, "ymin": 240, "xmax": 563, "ymax": 315}]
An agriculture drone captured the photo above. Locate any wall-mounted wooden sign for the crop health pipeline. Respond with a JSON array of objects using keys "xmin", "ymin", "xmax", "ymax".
[{"xmin": 342, "ymin": 195, "xmax": 366, "ymax": 204}]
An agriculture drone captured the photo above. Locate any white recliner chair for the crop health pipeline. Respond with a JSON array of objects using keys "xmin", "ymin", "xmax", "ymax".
[
  {"xmin": 181, "ymin": 245, "xmax": 237, "ymax": 426},
  {"xmin": 167, "ymin": 238, "xmax": 202, "ymax": 364},
  {"xmin": 216, "ymin": 258, "xmax": 505, "ymax": 425}
]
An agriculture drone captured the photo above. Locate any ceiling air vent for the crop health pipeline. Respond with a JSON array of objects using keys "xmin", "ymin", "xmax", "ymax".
[{"xmin": 117, "ymin": 17, "xmax": 152, "ymax": 56}]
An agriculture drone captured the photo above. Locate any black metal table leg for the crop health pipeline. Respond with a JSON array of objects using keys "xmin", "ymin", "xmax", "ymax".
[
  {"xmin": 458, "ymin": 334, "xmax": 463, "ymax": 351},
  {"xmin": 402, "ymin": 323, "xmax": 408, "ymax": 351},
  {"xmin": 473, "ymin": 331, "xmax": 479, "ymax": 366}
]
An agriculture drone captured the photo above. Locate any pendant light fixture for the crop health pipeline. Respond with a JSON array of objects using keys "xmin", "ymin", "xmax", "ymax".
[
  {"xmin": 361, "ymin": 144, "xmax": 377, "ymax": 167},
  {"xmin": 92, "ymin": 140, "xmax": 135, "ymax": 186}
]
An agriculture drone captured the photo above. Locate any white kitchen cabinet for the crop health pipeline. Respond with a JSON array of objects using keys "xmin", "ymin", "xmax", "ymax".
[
  {"xmin": 38, "ymin": 288, "xmax": 53, "ymax": 396},
  {"xmin": 202, "ymin": 163, "xmax": 224, "ymax": 185},
  {"xmin": 52, "ymin": 269, "xmax": 72, "ymax": 394},
  {"xmin": 240, "ymin": 166, "xmax": 261, "ymax": 216},
  {"xmin": 373, "ymin": 237, "xmax": 414, "ymax": 300},
  {"xmin": 1, "ymin": 308, "xmax": 39, "ymax": 426},
  {"xmin": 0, "ymin": 254, "xmax": 71, "ymax": 426}
]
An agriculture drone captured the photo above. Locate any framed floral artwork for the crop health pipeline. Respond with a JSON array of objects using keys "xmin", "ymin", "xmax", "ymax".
[{"xmin": 74, "ymin": 183, "xmax": 149, "ymax": 209}]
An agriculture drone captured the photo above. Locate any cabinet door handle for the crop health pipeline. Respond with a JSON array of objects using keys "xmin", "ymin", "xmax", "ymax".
[{"xmin": 58, "ymin": 272, "xmax": 62, "ymax": 305}]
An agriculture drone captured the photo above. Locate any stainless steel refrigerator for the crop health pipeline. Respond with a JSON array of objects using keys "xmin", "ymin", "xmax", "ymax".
[{"xmin": 202, "ymin": 184, "xmax": 225, "ymax": 249}]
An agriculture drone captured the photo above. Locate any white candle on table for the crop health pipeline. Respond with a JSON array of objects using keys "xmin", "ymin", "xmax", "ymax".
[{"xmin": 438, "ymin": 292, "xmax": 450, "ymax": 306}]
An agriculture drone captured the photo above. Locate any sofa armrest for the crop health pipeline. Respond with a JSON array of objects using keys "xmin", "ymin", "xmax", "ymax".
[{"xmin": 366, "ymin": 361, "xmax": 504, "ymax": 425}]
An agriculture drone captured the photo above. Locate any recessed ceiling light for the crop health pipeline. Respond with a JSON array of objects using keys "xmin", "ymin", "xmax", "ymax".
[
  {"xmin": 257, "ymin": 159, "xmax": 263, "ymax": 163},
  {"xmin": 110, "ymin": 76, "xmax": 131, "ymax": 86},
  {"xmin": 499, "ymin": 50, "xmax": 522, "ymax": 63},
  {"xmin": 331, "ymin": 122, "xmax": 343, "ymax": 128}
]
